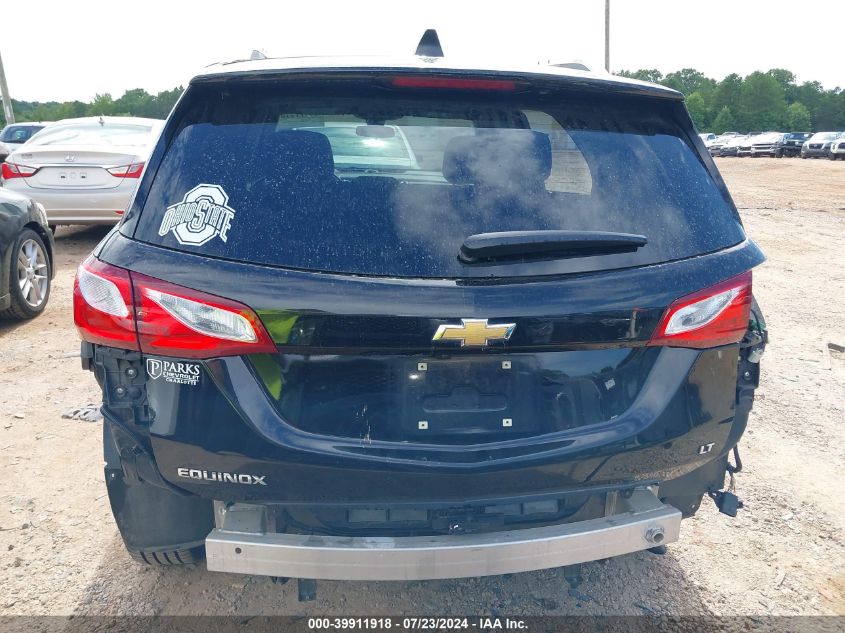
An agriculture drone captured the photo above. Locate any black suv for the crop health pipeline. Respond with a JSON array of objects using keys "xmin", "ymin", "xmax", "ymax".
[
  {"xmin": 777, "ymin": 132, "xmax": 811, "ymax": 157},
  {"xmin": 74, "ymin": 39, "xmax": 767, "ymax": 586}
]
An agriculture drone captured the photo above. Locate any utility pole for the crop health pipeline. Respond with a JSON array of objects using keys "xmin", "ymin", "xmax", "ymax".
[
  {"xmin": 0, "ymin": 50, "xmax": 14, "ymax": 124},
  {"xmin": 604, "ymin": 0, "xmax": 610, "ymax": 72}
]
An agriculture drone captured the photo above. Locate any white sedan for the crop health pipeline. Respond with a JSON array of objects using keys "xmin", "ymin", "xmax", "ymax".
[{"xmin": 1, "ymin": 117, "xmax": 163, "ymax": 228}]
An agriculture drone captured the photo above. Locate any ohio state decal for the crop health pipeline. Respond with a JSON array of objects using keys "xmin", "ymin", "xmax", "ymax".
[{"xmin": 159, "ymin": 183, "xmax": 236, "ymax": 246}]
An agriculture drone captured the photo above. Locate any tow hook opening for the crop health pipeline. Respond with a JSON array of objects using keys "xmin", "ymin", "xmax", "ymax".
[{"xmin": 644, "ymin": 526, "xmax": 665, "ymax": 545}]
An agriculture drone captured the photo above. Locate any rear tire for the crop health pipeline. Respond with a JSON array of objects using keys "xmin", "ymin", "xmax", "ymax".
[{"xmin": 128, "ymin": 545, "xmax": 205, "ymax": 566}]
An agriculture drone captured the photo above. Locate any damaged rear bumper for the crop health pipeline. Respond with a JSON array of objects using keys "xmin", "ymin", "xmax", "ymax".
[{"xmin": 205, "ymin": 488, "xmax": 680, "ymax": 580}]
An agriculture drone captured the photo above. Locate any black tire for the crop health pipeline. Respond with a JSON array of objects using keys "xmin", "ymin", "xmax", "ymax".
[
  {"xmin": 128, "ymin": 545, "xmax": 205, "ymax": 566},
  {"xmin": 828, "ymin": 152, "xmax": 837, "ymax": 161},
  {"xmin": 0, "ymin": 228, "xmax": 52, "ymax": 321}
]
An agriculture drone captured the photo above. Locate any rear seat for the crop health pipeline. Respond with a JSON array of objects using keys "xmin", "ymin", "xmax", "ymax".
[{"xmin": 247, "ymin": 128, "xmax": 562, "ymax": 270}]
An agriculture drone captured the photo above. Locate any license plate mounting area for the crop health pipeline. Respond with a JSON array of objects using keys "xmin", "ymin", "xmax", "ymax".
[{"xmin": 401, "ymin": 357, "xmax": 540, "ymax": 438}]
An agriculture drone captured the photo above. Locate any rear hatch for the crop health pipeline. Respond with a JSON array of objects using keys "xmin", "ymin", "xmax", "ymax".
[{"xmin": 104, "ymin": 72, "xmax": 761, "ymax": 497}]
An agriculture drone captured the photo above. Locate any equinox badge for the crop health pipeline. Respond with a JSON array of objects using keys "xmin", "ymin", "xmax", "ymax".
[
  {"xmin": 177, "ymin": 467, "xmax": 267, "ymax": 486},
  {"xmin": 432, "ymin": 318, "xmax": 516, "ymax": 347}
]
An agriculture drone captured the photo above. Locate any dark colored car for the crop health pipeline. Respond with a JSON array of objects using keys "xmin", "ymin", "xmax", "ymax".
[
  {"xmin": 777, "ymin": 132, "xmax": 811, "ymax": 157},
  {"xmin": 73, "ymin": 42, "xmax": 767, "ymax": 588},
  {"xmin": 0, "ymin": 189, "xmax": 54, "ymax": 319}
]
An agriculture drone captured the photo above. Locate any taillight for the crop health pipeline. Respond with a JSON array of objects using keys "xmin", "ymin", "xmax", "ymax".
[
  {"xmin": 649, "ymin": 272, "xmax": 752, "ymax": 349},
  {"xmin": 391, "ymin": 76, "xmax": 517, "ymax": 90},
  {"xmin": 1, "ymin": 162, "xmax": 38, "ymax": 179},
  {"xmin": 74, "ymin": 256, "xmax": 139, "ymax": 349},
  {"xmin": 133, "ymin": 273, "xmax": 276, "ymax": 359},
  {"xmin": 73, "ymin": 257, "xmax": 275, "ymax": 358},
  {"xmin": 107, "ymin": 163, "xmax": 145, "ymax": 178}
]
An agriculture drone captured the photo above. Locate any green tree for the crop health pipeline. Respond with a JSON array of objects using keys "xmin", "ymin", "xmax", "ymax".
[
  {"xmin": 87, "ymin": 93, "xmax": 116, "ymax": 116},
  {"xmin": 113, "ymin": 89, "xmax": 154, "ymax": 117},
  {"xmin": 786, "ymin": 102, "xmax": 811, "ymax": 131},
  {"xmin": 711, "ymin": 106, "xmax": 737, "ymax": 134},
  {"xmin": 663, "ymin": 68, "xmax": 708, "ymax": 95},
  {"xmin": 736, "ymin": 72, "xmax": 787, "ymax": 130},
  {"xmin": 150, "ymin": 87, "xmax": 183, "ymax": 118},
  {"xmin": 685, "ymin": 92, "xmax": 708, "ymax": 130},
  {"xmin": 814, "ymin": 91, "xmax": 845, "ymax": 129},
  {"xmin": 713, "ymin": 73, "xmax": 743, "ymax": 114},
  {"xmin": 616, "ymin": 69, "xmax": 664, "ymax": 83},
  {"xmin": 767, "ymin": 68, "xmax": 796, "ymax": 93}
]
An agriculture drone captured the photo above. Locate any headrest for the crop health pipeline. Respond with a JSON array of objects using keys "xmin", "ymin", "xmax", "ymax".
[
  {"xmin": 256, "ymin": 129, "xmax": 336, "ymax": 182},
  {"xmin": 442, "ymin": 130, "xmax": 552, "ymax": 186}
]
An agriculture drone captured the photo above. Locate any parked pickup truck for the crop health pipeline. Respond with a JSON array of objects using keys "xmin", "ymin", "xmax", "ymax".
[{"xmin": 74, "ymin": 31, "xmax": 767, "ymax": 598}]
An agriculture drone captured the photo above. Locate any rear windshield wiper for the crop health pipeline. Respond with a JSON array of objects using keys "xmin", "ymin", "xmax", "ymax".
[{"xmin": 458, "ymin": 230, "xmax": 648, "ymax": 264}]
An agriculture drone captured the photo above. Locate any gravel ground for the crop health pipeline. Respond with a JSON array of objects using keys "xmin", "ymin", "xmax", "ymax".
[{"xmin": 0, "ymin": 157, "xmax": 843, "ymax": 617}]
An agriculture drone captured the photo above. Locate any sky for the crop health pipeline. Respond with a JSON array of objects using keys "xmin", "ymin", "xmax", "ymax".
[{"xmin": 2, "ymin": 0, "xmax": 843, "ymax": 103}]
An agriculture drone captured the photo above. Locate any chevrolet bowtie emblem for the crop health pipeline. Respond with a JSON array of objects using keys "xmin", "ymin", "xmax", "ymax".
[{"xmin": 432, "ymin": 319, "xmax": 516, "ymax": 347}]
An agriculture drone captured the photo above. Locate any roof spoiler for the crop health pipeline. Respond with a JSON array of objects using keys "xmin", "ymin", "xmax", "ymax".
[{"xmin": 415, "ymin": 29, "xmax": 444, "ymax": 58}]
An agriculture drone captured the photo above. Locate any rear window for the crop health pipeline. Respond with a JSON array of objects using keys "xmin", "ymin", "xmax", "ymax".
[
  {"xmin": 28, "ymin": 122, "xmax": 158, "ymax": 148},
  {"xmin": 131, "ymin": 80, "xmax": 744, "ymax": 278},
  {"xmin": 809, "ymin": 132, "xmax": 838, "ymax": 142},
  {"xmin": 0, "ymin": 125, "xmax": 43, "ymax": 143}
]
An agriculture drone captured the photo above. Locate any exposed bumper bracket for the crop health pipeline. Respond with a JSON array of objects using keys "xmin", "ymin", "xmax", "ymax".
[{"xmin": 206, "ymin": 489, "xmax": 681, "ymax": 581}]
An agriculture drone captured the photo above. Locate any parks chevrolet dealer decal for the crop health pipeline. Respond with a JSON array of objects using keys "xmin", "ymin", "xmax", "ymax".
[{"xmin": 146, "ymin": 358, "xmax": 201, "ymax": 386}]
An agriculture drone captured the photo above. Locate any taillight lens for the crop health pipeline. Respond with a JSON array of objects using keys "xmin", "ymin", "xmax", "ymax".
[
  {"xmin": 107, "ymin": 163, "xmax": 145, "ymax": 178},
  {"xmin": 133, "ymin": 273, "xmax": 276, "ymax": 359},
  {"xmin": 1, "ymin": 162, "xmax": 38, "ymax": 179},
  {"xmin": 649, "ymin": 272, "xmax": 752, "ymax": 349},
  {"xmin": 73, "ymin": 256, "xmax": 139, "ymax": 349},
  {"xmin": 73, "ymin": 257, "xmax": 275, "ymax": 358}
]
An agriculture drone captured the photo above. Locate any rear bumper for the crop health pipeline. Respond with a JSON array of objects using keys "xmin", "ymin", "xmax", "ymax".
[
  {"xmin": 205, "ymin": 488, "xmax": 681, "ymax": 580},
  {"xmin": 2, "ymin": 181, "xmax": 134, "ymax": 224}
]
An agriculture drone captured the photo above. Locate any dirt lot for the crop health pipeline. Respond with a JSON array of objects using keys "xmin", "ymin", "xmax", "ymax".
[{"xmin": 0, "ymin": 157, "xmax": 843, "ymax": 618}]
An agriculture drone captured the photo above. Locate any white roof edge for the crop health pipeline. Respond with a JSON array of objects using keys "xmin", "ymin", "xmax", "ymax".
[{"xmin": 191, "ymin": 55, "xmax": 681, "ymax": 97}]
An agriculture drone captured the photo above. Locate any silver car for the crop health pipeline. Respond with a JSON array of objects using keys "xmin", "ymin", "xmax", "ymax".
[{"xmin": 1, "ymin": 116, "xmax": 163, "ymax": 227}]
